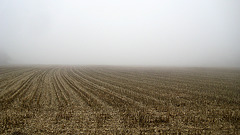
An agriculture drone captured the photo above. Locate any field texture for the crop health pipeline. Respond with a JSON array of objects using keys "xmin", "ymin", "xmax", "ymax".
[{"xmin": 0, "ymin": 66, "xmax": 239, "ymax": 134}]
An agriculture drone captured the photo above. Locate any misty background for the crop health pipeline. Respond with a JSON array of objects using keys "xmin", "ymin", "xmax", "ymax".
[{"xmin": 0, "ymin": 0, "xmax": 240, "ymax": 67}]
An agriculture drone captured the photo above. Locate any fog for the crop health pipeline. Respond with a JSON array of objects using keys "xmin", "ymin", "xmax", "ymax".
[{"xmin": 0, "ymin": 0, "xmax": 240, "ymax": 67}]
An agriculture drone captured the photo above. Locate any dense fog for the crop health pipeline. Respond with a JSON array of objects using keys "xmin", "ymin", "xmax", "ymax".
[{"xmin": 0, "ymin": 0, "xmax": 240, "ymax": 67}]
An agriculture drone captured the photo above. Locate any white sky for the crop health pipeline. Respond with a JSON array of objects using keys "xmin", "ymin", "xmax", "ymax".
[{"xmin": 0, "ymin": 0, "xmax": 240, "ymax": 67}]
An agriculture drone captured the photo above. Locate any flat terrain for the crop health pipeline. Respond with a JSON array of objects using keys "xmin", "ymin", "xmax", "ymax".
[{"xmin": 0, "ymin": 66, "xmax": 239, "ymax": 134}]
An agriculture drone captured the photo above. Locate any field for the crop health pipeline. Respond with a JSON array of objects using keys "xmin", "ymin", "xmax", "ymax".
[{"xmin": 0, "ymin": 66, "xmax": 239, "ymax": 134}]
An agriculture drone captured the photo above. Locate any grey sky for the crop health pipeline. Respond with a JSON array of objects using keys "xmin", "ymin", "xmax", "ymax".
[{"xmin": 0, "ymin": 0, "xmax": 240, "ymax": 67}]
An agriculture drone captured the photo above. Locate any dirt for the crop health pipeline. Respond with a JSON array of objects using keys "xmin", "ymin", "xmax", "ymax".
[{"xmin": 0, "ymin": 66, "xmax": 239, "ymax": 134}]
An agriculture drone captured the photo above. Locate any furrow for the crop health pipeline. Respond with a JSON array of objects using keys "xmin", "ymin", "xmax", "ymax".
[
  {"xmin": 71, "ymin": 68, "xmax": 146, "ymax": 110},
  {"xmin": 61, "ymin": 68, "xmax": 104, "ymax": 110},
  {"xmin": 78, "ymin": 68, "xmax": 162, "ymax": 108},
  {"xmin": 52, "ymin": 68, "xmax": 68, "ymax": 107},
  {"xmin": 3, "ymin": 70, "xmax": 42, "ymax": 104},
  {"xmin": 0, "ymin": 68, "xmax": 37, "ymax": 97}
]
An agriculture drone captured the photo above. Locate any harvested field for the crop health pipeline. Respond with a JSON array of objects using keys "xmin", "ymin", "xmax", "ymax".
[{"xmin": 0, "ymin": 66, "xmax": 240, "ymax": 134}]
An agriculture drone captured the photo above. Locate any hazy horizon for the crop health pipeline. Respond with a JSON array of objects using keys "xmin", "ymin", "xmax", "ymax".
[{"xmin": 1, "ymin": 0, "xmax": 240, "ymax": 67}]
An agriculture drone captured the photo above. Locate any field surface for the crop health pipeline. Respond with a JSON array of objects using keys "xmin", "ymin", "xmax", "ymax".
[{"xmin": 0, "ymin": 66, "xmax": 240, "ymax": 134}]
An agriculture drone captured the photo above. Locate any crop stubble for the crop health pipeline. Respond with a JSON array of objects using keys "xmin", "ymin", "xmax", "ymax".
[{"xmin": 0, "ymin": 66, "xmax": 239, "ymax": 134}]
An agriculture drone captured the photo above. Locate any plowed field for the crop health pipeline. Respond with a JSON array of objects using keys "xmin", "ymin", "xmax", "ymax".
[{"xmin": 0, "ymin": 66, "xmax": 239, "ymax": 134}]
